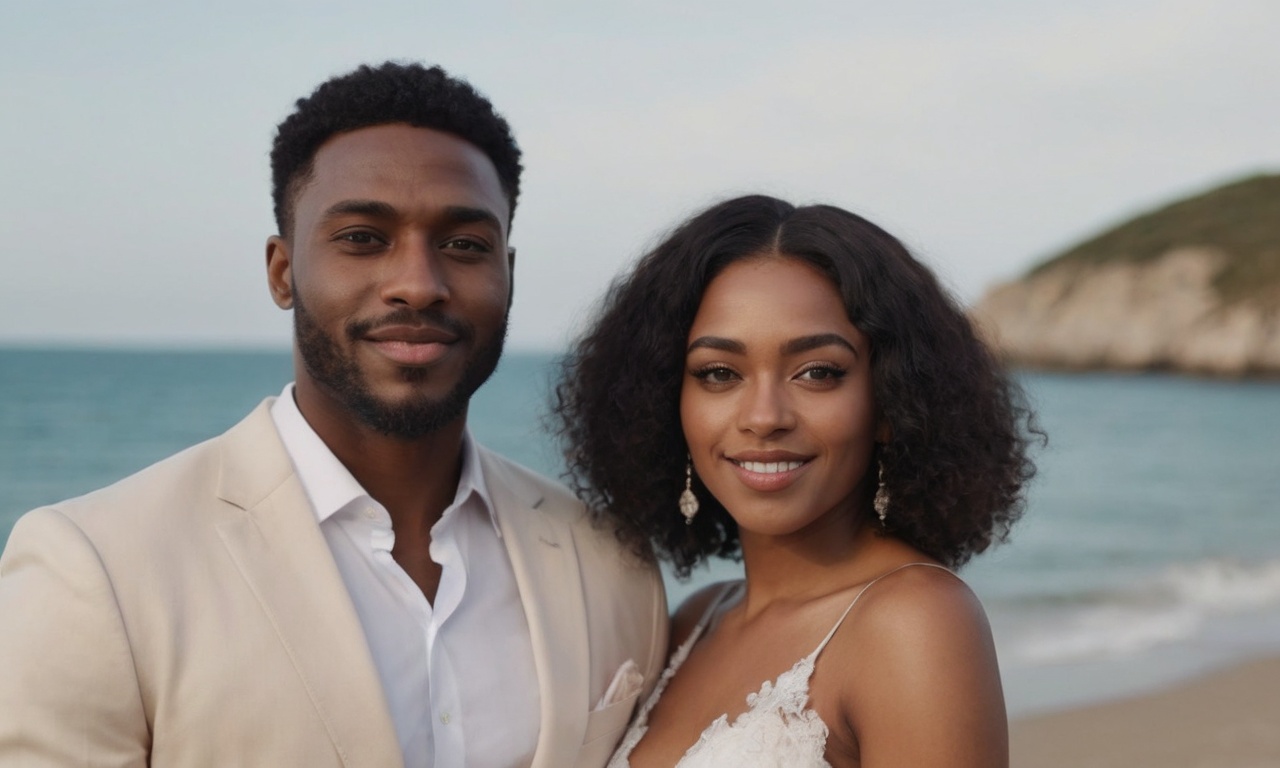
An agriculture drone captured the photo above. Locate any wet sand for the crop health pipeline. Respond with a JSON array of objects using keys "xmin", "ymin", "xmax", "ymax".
[{"xmin": 1009, "ymin": 655, "xmax": 1280, "ymax": 767}]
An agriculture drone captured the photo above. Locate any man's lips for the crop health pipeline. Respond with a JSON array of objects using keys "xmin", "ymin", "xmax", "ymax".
[
  {"xmin": 363, "ymin": 324, "xmax": 460, "ymax": 344},
  {"xmin": 362, "ymin": 325, "xmax": 460, "ymax": 366}
]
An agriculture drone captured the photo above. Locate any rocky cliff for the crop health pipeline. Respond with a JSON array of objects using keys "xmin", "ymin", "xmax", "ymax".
[{"xmin": 972, "ymin": 175, "xmax": 1280, "ymax": 376}]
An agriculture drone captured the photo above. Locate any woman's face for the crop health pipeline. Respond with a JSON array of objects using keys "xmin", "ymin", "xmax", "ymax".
[{"xmin": 680, "ymin": 254, "xmax": 883, "ymax": 539}]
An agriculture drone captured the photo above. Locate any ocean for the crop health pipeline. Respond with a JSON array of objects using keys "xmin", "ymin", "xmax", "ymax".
[{"xmin": 2, "ymin": 347, "xmax": 1278, "ymax": 717}]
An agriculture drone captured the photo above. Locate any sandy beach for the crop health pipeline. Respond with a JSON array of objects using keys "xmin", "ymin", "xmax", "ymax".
[{"xmin": 1009, "ymin": 655, "xmax": 1280, "ymax": 767}]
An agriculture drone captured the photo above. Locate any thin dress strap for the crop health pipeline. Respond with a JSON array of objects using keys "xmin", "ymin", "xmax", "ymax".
[{"xmin": 808, "ymin": 562, "xmax": 953, "ymax": 660}]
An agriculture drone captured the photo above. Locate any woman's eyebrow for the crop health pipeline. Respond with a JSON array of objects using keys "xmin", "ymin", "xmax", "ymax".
[
  {"xmin": 781, "ymin": 333, "xmax": 858, "ymax": 357},
  {"xmin": 686, "ymin": 333, "xmax": 857, "ymax": 357},
  {"xmin": 686, "ymin": 336, "xmax": 745, "ymax": 355}
]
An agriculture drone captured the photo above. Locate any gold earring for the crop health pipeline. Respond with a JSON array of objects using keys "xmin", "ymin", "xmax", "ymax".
[
  {"xmin": 679, "ymin": 457, "xmax": 699, "ymax": 525},
  {"xmin": 874, "ymin": 462, "xmax": 889, "ymax": 524}
]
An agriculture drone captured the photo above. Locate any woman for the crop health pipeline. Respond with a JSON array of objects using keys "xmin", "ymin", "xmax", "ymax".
[{"xmin": 555, "ymin": 195, "xmax": 1040, "ymax": 767}]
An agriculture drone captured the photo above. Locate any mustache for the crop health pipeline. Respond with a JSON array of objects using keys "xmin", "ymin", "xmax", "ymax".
[{"xmin": 346, "ymin": 308, "xmax": 472, "ymax": 342}]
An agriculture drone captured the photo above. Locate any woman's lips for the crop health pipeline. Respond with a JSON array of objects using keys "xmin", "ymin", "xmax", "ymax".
[{"xmin": 727, "ymin": 457, "xmax": 811, "ymax": 492}]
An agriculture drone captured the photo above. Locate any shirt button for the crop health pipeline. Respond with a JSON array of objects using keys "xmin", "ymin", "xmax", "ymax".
[
  {"xmin": 440, "ymin": 711, "xmax": 452, "ymax": 725},
  {"xmin": 363, "ymin": 507, "xmax": 378, "ymax": 520}
]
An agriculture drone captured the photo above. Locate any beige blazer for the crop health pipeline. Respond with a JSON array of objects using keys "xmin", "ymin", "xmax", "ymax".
[{"xmin": 0, "ymin": 400, "xmax": 668, "ymax": 768}]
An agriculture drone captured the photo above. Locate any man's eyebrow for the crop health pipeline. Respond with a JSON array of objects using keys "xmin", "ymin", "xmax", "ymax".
[
  {"xmin": 687, "ymin": 336, "xmax": 746, "ymax": 354},
  {"xmin": 320, "ymin": 199, "xmax": 398, "ymax": 221},
  {"xmin": 441, "ymin": 205, "xmax": 503, "ymax": 231},
  {"xmin": 318, "ymin": 201, "xmax": 503, "ymax": 232},
  {"xmin": 781, "ymin": 333, "xmax": 859, "ymax": 357}
]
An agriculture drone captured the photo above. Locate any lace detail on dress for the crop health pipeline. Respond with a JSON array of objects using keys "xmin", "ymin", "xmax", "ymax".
[
  {"xmin": 605, "ymin": 583, "xmax": 735, "ymax": 767},
  {"xmin": 675, "ymin": 650, "xmax": 830, "ymax": 768},
  {"xmin": 608, "ymin": 563, "xmax": 952, "ymax": 768}
]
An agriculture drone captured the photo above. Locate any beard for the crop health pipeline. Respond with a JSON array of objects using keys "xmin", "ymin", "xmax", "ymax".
[{"xmin": 293, "ymin": 291, "xmax": 507, "ymax": 440}]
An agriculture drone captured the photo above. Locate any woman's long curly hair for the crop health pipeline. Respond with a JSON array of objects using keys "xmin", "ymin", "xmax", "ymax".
[{"xmin": 554, "ymin": 195, "xmax": 1041, "ymax": 576}]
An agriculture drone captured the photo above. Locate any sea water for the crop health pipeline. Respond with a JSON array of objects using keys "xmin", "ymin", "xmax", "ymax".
[{"xmin": 2, "ymin": 347, "xmax": 1278, "ymax": 716}]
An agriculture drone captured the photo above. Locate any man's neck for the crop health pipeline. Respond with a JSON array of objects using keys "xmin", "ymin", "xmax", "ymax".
[
  {"xmin": 296, "ymin": 388, "xmax": 467, "ymax": 605},
  {"xmin": 294, "ymin": 390, "xmax": 468, "ymax": 535}
]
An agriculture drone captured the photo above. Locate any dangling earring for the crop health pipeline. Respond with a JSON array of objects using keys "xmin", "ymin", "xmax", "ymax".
[
  {"xmin": 679, "ymin": 456, "xmax": 699, "ymax": 525},
  {"xmin": 874, "ymin": 462, "xmax": 889, "ymax": 525}
]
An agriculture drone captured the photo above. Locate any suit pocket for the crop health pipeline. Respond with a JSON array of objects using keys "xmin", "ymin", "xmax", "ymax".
[{"xmin": 575, "ymin": 690, "xmax": 641, "ymax": 768}]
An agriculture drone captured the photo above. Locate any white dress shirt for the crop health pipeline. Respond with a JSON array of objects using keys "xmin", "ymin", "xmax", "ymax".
[{"xmin": 271, "ymin": 385, "xmax": 540, "ymax": 768}]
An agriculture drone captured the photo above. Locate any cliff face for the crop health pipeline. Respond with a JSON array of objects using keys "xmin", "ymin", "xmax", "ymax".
[
  {"xmin": 973, "ymin": 248, "xmax": 1280, "ymax": 375},
  {"xmin": 972, "ymin": 175, "xmax": 1280, "ymax": 376}
]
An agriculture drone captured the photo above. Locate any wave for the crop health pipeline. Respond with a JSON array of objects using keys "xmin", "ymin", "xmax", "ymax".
[{"xmin": 996, "ymin": 557, "xmax": 1280, "ymax": 665}]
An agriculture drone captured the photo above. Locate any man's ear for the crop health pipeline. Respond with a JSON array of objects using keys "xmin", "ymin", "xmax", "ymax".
[
  {"xmin": 506, "ymin": 247, "xmax": 517, "ymax": 310},
  {"xmin": 266, "ymin": 236, "xmax": 294, "ymax": 309}
]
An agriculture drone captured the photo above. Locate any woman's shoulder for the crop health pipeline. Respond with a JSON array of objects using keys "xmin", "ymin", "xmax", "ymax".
[
  {"xmin": 824, "ymin": 562, "xmax": 1007, "ymax": 766},
  {"xmin": 835, "ymin": 562, "xmax": 991, "ymax": 658},
  {"xmin": 669, "ymin": 579, "xmax": 743, "ymax": 648},
  {"xmin": 857, "ymin": 561, "xmax": 979, "ymax": 619}
]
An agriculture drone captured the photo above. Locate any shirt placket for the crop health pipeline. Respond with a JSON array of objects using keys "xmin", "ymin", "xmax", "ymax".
[
  {"xmin": 364, "ymin": 502, "xmax": 437, "ymax": 765},
  {"xmin": 426, "ymin": 513, "xmax": 468, "ymax": 767}
]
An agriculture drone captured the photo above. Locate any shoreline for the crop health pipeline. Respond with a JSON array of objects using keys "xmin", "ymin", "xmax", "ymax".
[{"xmin": 1008, "ymin": 653, "xmax": 1280, "ymax": 767}]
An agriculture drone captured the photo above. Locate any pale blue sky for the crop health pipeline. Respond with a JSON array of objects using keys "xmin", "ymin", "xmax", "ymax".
[{"xmin": 2, "ymin": 0, "xmax": 1277, "ymax": 350}]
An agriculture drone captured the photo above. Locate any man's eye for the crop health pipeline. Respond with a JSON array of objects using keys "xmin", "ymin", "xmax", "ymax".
[
  {"xmin": 336, "ymin": 231, "xmax": 383, "ymax": 246},
  {"xmin": 443, "ymin": 238, "xmax": 489, "ymax": 252}
]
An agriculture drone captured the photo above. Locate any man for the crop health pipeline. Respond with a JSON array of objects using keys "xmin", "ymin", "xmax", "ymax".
[{"xmin": 0, "ymin": 62, "xmax": 667, "ymax": 768}]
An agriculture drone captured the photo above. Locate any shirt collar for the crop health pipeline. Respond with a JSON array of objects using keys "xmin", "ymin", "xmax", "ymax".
[{"xmin": 269, "ymin": 383, "xmax": 499, "ymax": 536}]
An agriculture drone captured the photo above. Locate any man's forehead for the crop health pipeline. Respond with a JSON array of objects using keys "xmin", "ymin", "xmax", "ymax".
[
  {"xmin": 311, "ymin": 124, "xmax": 490, "ymax": 175},
  {"xmin": 300, "ymin": 123, "xmax": 510, "ymax": 221}
]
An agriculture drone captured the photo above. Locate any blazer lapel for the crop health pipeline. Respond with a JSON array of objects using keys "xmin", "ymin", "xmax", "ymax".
[
  {"xmin": 483, "ymin": 450, "xmax": 591, "ymax": 768},
  {"xmin": 213, "ymin": 401, "xmax": 404, "ymax": 768}
]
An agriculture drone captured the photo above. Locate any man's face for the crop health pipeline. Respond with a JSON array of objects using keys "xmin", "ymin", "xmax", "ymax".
[{"xmin": 266, "ymin": 123, "xmax": 513, "ymax": 440}]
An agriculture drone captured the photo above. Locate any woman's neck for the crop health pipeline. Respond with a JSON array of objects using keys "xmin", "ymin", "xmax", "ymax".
[{"xmin": 735, "ymin": 515, "xmax": 920, "ymax": 617}]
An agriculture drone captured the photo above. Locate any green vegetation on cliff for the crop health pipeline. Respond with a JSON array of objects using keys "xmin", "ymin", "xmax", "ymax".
[{"xmin": 1031, "ymin": 173, "xmax": 1280, "ymax": 304}]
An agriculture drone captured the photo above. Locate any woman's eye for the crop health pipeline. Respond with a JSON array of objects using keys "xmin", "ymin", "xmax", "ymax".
[
  {"xmin": 693, "ymin": 366, "xmax": 737, "ymax": 384},
  {"xmin": 797, "ymin": 365, "xmax": 846, "ymax": 382}
]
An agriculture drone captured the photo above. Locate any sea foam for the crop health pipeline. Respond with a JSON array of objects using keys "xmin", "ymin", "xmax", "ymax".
[{"xmin": 1001, "ymin": 557, "xmax": 1280, "ymax": 665}]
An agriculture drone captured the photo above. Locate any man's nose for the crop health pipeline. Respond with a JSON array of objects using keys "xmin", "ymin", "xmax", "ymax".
[{"xmin": 381, "ymin": 238, "xmax": 450, "ymax": 309}]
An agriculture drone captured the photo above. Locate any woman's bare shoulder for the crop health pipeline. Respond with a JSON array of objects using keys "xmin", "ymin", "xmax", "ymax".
[
  {"xmin": 828, "ymin": 563, "xmax": 1007, "ymax": 767},
  {"xmin": 834, "ymin": 563, "xmax": 997, "ymax": 684},
  {"xmin": 854, "ymin": 564, "xmax": 988, "ymax": 636}
]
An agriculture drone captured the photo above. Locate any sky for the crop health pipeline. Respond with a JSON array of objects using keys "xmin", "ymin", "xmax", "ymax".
[{"xmin": 2, "ymin": 0, "xmax": 1277, "ymax": 351}]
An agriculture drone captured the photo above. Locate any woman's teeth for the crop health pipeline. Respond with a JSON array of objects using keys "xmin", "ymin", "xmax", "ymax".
[{"xmin": 736, "ymin": 460, "xmax": 804, "ymax": 474}]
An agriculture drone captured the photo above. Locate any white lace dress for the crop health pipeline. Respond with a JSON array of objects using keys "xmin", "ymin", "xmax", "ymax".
[{"xmin": 608, "ymin": 563, "xmax": 948, "ymax": 768}]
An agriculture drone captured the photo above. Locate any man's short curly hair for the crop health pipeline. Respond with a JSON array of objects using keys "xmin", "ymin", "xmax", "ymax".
[
  {"xmin": 554, "ymin": 195, "xmax": 1042, "ymax": 577},
  {"xmin": 270, "ymin": 61, "xmax": 522, "ymax": 237}
]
